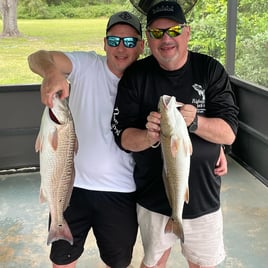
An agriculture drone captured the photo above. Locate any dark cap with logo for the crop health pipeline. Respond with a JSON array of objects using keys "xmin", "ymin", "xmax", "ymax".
[
  {"xmin": 106, "ymin": 11, "xmax": 142, "ymax": 36},
  {"xmin": 147, "ymin": 1, "xmax": 187, "ymax": 27}
]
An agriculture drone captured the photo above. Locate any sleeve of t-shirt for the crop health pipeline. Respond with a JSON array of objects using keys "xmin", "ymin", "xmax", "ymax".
[
  {"xmin": 205, "ymin": 59, "xmax": 239, "ymax": 135},
  {"xmin": 64, "ymin": 51, "xmax": 98, "ymax": 82},
  {"xmin": 111, "ymin": 67, "xmax": 141, "ymax": 152}
]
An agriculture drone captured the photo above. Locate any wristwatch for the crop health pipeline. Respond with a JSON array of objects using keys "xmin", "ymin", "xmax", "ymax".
[{"xmin": 188, "ymin": 114, "xmax": 198, "ymax": 133}]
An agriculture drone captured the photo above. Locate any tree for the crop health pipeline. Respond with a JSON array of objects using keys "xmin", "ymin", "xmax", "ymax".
[{"xmin": 0, "ymin": 0, "xmax": 21, "ymax": 37}]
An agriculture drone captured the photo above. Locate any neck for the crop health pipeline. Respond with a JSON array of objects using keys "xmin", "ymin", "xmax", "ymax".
[{"xmin": 159, "ymin": 50, "xmax": 189, "ymax": 71}]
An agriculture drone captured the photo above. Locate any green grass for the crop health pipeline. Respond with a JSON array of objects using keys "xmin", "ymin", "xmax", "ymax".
[{"xmin": 0, "ymin": 19, "xmax": 108, "ymax": 85}]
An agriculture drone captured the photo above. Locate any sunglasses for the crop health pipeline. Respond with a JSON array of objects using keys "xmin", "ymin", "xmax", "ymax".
[
  {"xmin": 147, "ymin": 25, "xmax": 186, "ymax": 39},
  {"xmin": 106, "ymin": 36, "xmax": 140, "ymax": 48}
]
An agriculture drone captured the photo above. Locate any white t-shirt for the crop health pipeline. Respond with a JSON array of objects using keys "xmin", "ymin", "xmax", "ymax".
[{"xmin": 65, "ymin": 51, "xmax": 135, "ymax": 192}]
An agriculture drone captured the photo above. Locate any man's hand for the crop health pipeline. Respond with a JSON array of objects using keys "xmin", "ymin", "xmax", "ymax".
[
  {"xmin": 145, "ymin": 111, "xmax": 161, "ymax": 147},
  {"xmin": 179, "ymin": 104, "xmax": 197, "ymax": 127},
  {"xmin": 214, "ymin": 146, "xmax": 228, "ymax": 176},
  {"xmin": 28, "ymin": 50, "xmax": 72, "ymax": 108},
  {"xmin": 41, "ymin": 72, "xmax": 70, "ymax": 108}
]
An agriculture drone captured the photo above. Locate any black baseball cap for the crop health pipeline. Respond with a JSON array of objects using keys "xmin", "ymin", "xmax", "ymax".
[
  {"xmin": 106, "ymin": 11, "xmax": 142, "ymax": 36},
  {"xmin": 147, "ymin": 1, "xmax": 187, "ymax": 27}
]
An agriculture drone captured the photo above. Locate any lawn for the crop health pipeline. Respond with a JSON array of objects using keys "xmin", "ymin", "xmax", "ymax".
[{"xmin": 0, "ymin": 19, "xmax": 108, "ymax": 85}]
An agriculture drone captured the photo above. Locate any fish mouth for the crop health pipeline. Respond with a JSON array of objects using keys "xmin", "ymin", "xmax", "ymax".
[
  {"xmin": 49, "ymin": 109, "xmax": 61, "ymax": 124},
  {"xmin": 161, "ymin": 95, "xmax": 172, "ymax": 110},
  {"xmin": 162, "ymin": 95, "xmax": 184, "ymax": 109},
  {"xmin": 163, "ymin": 95, "xmax": 172, "ymax": 104}
]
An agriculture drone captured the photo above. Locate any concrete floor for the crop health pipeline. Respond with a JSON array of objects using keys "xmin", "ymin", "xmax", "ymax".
[{"xmin": 0, "ymin": 156, "xmax": 267, "ymax": 268}]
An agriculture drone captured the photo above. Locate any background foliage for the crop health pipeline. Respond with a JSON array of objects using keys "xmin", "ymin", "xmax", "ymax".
[
  {"xmin": 1, "ymin": 0, "xmax": 267, "ymax": 87},
  {"xmin": 0, "ymin": 19, "xmax": 108, "ymax": 84},
  {"xmin": 18, "ymin": 0, "xmax": 126, "ymax": 19},
  {"xmin": 186, "ymin": 0, "xmax": 268, "ymax": 87}
]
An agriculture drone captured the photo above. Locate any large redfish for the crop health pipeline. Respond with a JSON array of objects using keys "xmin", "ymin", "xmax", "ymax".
[
  {"xmin": 158, "ymin": 95, "xmax": 192, "ymax": 243},
  {"xmin": 35, "ymin": 93, "xmax": 77, "ymax": 245}
]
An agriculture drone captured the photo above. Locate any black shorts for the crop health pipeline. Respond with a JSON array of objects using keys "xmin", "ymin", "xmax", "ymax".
[{"xmin": 50, "ymin": 187, "xmax": 138, "ymax": 268}]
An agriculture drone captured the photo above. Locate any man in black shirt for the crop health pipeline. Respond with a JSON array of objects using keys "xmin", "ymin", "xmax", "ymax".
[{"xmin": 112, "ymin": 1, "xmax": 239, "ymax": 268}]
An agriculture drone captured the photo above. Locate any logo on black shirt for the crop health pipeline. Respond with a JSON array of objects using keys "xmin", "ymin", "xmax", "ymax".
[{"xmin": 192, "ymin": 83, "xmax": 205, "ymax": 114}]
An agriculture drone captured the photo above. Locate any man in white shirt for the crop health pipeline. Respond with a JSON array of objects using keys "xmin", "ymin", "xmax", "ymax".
[{"xmin": 28, "ymin": 11, "xmax": 144, "ymax": 268}]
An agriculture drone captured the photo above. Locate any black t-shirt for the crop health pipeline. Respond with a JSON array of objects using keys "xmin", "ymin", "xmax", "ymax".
[{"xmin": 111, "ymin": 51, "xmax": 239, "ymax": 219}]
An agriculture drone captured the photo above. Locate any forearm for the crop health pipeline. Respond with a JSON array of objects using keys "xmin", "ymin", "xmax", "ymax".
[
  {"xmin": 121, "ymin": 128, "xmax": 160, "ymax": 152},
  {"xmin": 28, "ymin": 50, "xmax": 72, "ymax": 107},
  {"xmin": 28, "ymin": 50, "xmax": 58, "ymax": 78},
  {"xmin": 28, "ymin": 50, "xmax": 72, "ymax": 78},
  {"xmin": 195, "ymin": 116, "xmax": 236, "ymax": 145}
]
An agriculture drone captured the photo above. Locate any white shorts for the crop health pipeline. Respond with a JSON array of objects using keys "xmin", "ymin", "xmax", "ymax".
[{"xmin": 137, "ymin": 204, "xmax": 225, "ymax": 267}]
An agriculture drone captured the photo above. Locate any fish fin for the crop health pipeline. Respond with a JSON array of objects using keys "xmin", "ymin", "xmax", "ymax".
[
  {"xmin": 170, "ymin": 136, "xmax": 179, "ymax": 157},
  {"xmin": 164, "ymin": 217, "xmax": 174, "ymax": 233},
  {"xmin": 49, "ymin": 128, "xmax": 58, "ymax": 151},
  {"xmin": 39, "ymin": 188, "xmax": 47, "ymax": 203},
  {"xmin": 188, "ymin": 141, "xmax": 193, "ymax": 155},
  {"xmin": 35, "ymin": 132, "xmax": 42, "ymax": 152},
  {"xmin": 183, "ymin": 137, "xmax": 193, "ymax": 156},
  {"xmin": 185, "ymin": 187, "xmax": 190, "ymax": 204},
  {"xmin": 175, "ymin": 101, "xmax": 184, "ymax": 108},
  {"xmin": 47, "ymin": 219, "xmax": 73, "ymax": 246},
  {"xmin": 165, "ymin": 218, "xmax": 184, "ymax": 243}
]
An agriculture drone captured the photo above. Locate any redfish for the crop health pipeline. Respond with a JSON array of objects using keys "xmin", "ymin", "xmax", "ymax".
[
  {"xmin": 158, "ymin": 95, "xmax": 192, "ymax": 243},
  {"xmin": 35, "ymin": 94, "xmax": 77, "ymax": 245}
]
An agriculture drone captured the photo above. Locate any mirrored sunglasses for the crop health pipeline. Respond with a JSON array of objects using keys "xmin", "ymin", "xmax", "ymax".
[
  {"xmin": 106, "ymin": 36, "xmax": 140, "ymax": 48},
  {"xmin": 147, "ymin": 25, "xmax": 186, "ymax": 39}
]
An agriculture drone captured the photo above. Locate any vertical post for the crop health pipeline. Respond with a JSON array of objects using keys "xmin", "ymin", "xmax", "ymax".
[{"xmin": 225, "ymin": 0, "xmax": 238, "ymax": 75}]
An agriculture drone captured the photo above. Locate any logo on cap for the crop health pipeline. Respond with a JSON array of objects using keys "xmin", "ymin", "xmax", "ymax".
[
  {"xmin": 119, "ymin": 11, "xmax": 132, "ymax": 21},
  {"xmin": 152, "ymin": 4, "xmax": 174, "ymax": 14}
]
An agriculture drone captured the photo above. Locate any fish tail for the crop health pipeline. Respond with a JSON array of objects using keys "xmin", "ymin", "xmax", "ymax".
[
  {"xmin": 165, "ymin": 218, "xmax": 185, "ymax": 243},
  {"xmin": 47, "ymin": 219, "xmax": 73, "ymax": 246}
]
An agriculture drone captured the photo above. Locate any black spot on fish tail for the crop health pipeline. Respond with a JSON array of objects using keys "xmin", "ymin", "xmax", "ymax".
[{"xmin": 47, "ymin": 219, "xmax": 73, "ymax": 246}]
